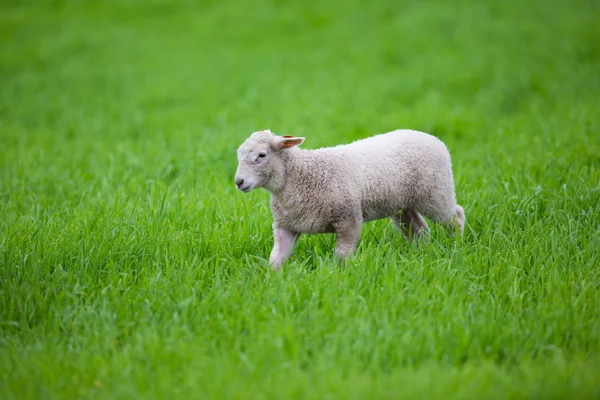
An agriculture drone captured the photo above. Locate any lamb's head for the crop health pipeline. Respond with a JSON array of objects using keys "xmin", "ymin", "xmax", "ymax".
[{"xmin": 235, "ymin": 130, "xmax": 304, "ymax": 193}]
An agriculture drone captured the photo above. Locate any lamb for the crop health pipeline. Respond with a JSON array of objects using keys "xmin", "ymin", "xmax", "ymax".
[{"xmin": 235, "ymin": 129, "xmax": 465, "ymax": 270}]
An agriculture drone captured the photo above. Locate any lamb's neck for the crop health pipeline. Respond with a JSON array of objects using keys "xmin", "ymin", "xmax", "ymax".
[{"xmin": 267, "ymin": 148, "xmax": 314, "ymax": 203}]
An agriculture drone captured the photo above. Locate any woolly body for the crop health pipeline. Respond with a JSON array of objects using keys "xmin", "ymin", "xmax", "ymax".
[{"xmin": 235, "ymin": 129, "xmax": 465, "ymax": 270}]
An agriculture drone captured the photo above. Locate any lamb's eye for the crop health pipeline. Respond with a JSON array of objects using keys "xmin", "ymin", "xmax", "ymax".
[{"xmin": 258, "ymin": 153, "xmax": 266, "ymax": 158}]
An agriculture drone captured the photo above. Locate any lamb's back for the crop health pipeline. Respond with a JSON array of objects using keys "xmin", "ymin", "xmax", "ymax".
[
  {"xmin": 320, "ymin": 129, "xmax": 450, "ymax": 178},
  {"xmin": 319, "ymin": 130, "xmax": 453, "ymax": 219}
]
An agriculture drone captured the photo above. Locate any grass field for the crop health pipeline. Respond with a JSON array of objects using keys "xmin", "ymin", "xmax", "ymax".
[{"xmin": 1, "ymin": 0, "xmax": 600, "ymax": 398}]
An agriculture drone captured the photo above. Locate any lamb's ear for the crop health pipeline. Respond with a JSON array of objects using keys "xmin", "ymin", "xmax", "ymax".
[{"xmin": 272, "ymin": 135, "xmax": 305, "ymax": 150}]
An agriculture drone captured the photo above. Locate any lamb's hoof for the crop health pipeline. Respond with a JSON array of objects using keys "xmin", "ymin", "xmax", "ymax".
[
  {"xmin": 406, "ymin": 229, "xmax": 430, "ymax": 245},
  {"xmin": 335, "ymin": 254, "xmax": 352, "ymax": 268}
]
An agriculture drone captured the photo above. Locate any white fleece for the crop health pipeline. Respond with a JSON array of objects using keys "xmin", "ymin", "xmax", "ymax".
[{"xmin": 235, "ymin": 129, "xmax": 465, "ymax": 270}]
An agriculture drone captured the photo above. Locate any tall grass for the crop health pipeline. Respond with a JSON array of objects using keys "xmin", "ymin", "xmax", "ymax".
[{"xmin": 1, "ymin": 0, "xmax": 599, "ymax": 398}]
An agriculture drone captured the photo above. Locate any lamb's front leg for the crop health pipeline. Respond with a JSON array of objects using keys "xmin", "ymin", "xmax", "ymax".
[
  {"xmin": 334, "ymin": 214, "xmax": 362, "ymax": 262},
  {"xmin": 269, "ymin": 224, "xmax": 301, "ymax": 271}
]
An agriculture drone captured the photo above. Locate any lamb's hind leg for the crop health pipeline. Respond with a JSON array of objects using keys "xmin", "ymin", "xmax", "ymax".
[
  {"xmin": 443, "ymin": 205, "xmax": 465, "ymax": 237},
  {"xmin": 392, "ymin": 209, "xmax": 430, "ymax": 241},
  {"xmin": 333, "ymin": 213, "xmax": 363, "ymax": 262}
]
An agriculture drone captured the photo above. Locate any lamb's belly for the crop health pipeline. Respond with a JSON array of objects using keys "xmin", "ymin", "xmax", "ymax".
[
  {"xmin": 361, "ymin": 200, "xmax": 403, "ymax": 222},
  {"xmin": 279, "ymin": 213, "xmax": 335, "ymax": 234}
]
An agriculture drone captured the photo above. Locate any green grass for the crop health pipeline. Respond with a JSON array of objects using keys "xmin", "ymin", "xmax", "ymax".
[{"xmin": 1, "ymin": 0, "xmax": 599, "ymax": 398}]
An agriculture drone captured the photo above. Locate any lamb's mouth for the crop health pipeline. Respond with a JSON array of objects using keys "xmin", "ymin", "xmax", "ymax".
[{"xmin": 238, "ymin": 185, "xmax": 252, "ymax": 193}]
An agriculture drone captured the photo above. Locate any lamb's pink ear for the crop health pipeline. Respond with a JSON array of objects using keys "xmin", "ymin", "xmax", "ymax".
[
  {"xmin": 272, "ymin": 135, "xmax": 305, "ymax": 150},
  {"xmin": 281, "ymin": 136, "xmax": 305, "ymax": 148}
]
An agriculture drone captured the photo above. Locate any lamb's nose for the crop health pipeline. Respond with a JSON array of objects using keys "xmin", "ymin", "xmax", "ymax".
[{"xmin": 235, "ymin": 178, "xmax": 244, "ymax": 188}]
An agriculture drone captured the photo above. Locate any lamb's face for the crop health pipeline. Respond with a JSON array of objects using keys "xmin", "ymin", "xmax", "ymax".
[
  {"xmin": 235, "ymin": 130, "xmax": 304, "ymax": 193},
  {"xmin": 235, "ymin": 131, "xmax": 274, "ymax": 193}
]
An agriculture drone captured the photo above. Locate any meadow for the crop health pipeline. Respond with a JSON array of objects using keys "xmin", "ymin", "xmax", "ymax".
[{"xmin": 1, "ymin": 0, "xmax": 599, "ymax": 398}]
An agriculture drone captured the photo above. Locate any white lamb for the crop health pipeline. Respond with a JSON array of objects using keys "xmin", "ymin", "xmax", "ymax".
[{"xmin": 235, "ymin": 129, "xmax": 465, "ymax": 270}]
